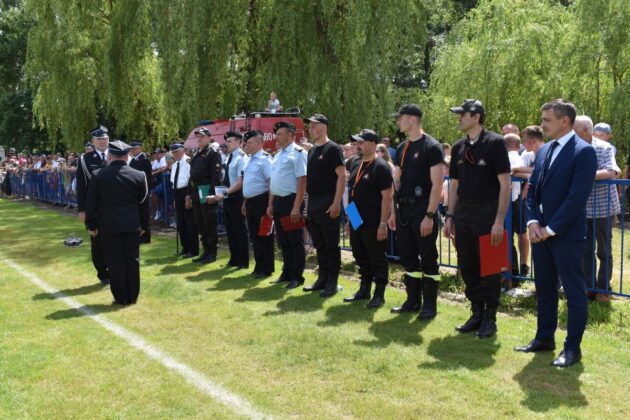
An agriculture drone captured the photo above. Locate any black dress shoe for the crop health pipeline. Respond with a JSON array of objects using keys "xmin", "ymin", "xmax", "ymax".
[
  {"xmin": 552, "ymin": 349, "xmax": 582, "ymax": 368},
  {"xmin": 303, "ymin": 281, "xmax": 326, "ymax": 292},
  {"xmin": 270, "ymin": 275, "xmax": 291, "ymax": 284},
  {"xmin": 182, "ymin": 252, "xmax": 197, "ymax": 258},
  {"xmin": 514, "ymin": 339, "xmax": 556, "ymax": 353},
  {"xmin": 390, "ymin": 301, "xmax": 420, "ymax": 314},
  {"xmin": 255, "ymin": 272, "xmax": 271, "ymax": 279},
  {"xmin": 237, "ymin": 265, "xmax": 249, "ymax": 270},
  {"xmin": 320, "ymin": 285, "xmax": 339, "ymax": 297},
  {"xmin": 285, "ymin": 280, "xmax": 304, "ymax": 289},
  {"xmin": 192, "ymin": 253, "xmax": 208, "ymax": 263},
  {"xmin": 366, "ymin": 296, "xmax": 385, "ymax": 308},
  {"xmin": 198, "ymin": 255, "xmax": 217, "ymax": 264}
]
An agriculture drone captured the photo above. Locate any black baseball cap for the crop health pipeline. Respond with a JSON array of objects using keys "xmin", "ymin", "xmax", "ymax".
[
  {"xmin": 390, "ymin": 103, "xmax": 423, "ymax": 118},
  {"xmin": 449, "ymin": 99, "xmax": 485, "ymax": 116},
  {"xmin": 303, "ymin": 114, "xmax": 329, "ymax": 126},
  {"xmin": 350, "ymin": 129, "xmax": 379, "ymax": 143},
  {"xmin": 273, "ymin": 121, "xmax": 296, "ymax": 133}
]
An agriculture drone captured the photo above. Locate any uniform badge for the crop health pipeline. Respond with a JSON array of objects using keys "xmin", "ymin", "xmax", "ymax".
[
  {"xmin": 363, "ymin": 174, "xmax": 369, "ymax": 180},
  {"xmin": 477, "ymin": 159, "xmax": 487, "ymax": 166},
  {"xmin": 414, "ymin": 152, "xmax": 419, "ymax": 159},
  {"xmin": 318, "ymin": 155, "xmax": 323, "ymax": 160}
]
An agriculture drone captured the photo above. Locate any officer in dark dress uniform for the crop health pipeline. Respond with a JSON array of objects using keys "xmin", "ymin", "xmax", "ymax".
[
  {"xmin": 85, "ymin": 140, "xmax": 149, "ymax": 305},
  {"xmin": 188, "ymin": 127, "xmax": 223, "ymax": 264},
  {"xmin": 389, "ymin": 104, "xmax": 445, "ymax": 320},
  {"xmin": 214, "ymin": 131, "xmax": 249, "ymax": 269},
  {"xmin": 129, "ymin": 140, "xmax": 152, "ymax": 244},
  {"xmin": 444, "ymin": 99, "xmax": 512, "ymax": 338},
  {"xmin": 77, "ymin": 125, "xmax": 110, "ymax": 285}
]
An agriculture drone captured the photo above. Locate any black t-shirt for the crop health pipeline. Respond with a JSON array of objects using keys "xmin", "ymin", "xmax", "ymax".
[
  {"xmin": 449, "ymin": 129, "xmax": 511, "ymax": 200},
  {"xmin": 307, "ymin": 140, "xmax": 344, "ymax": 195},
  {"xmin": 394, "ymin": 134, "xmax": 444, "ymax": 200},
  {"xmin": 348, "ymin": 157, "xmax": 393, "ymax": 229}
]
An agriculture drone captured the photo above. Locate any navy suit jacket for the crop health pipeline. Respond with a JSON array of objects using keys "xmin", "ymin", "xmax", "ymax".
[{"xmin": 526, "ymin": 135, "xmax": 597, "ymax": 241}]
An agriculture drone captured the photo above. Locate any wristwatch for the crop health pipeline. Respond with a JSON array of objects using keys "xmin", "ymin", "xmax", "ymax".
[
  {"xmin": 379, "ymin": 222, "xmax": 387, "ymax": 229},
  {"xmin": 425, "ymin": 211, "xmax": 435, "ymax": 219}
]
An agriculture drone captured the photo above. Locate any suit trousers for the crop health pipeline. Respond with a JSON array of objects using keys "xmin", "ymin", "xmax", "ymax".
[
  {"xmin": 192, "ymin": 195, "xmax": 218, "ymax": 256},
  {"xmin": 396, "ymin": 202, "xmax": 439, "ymax": 275},
  {"xmin": 223, "ymin": 195, "xmax": 249, "ymax": 267},
  {"xmin": 100, "ymin": 231, "xmax": 141, "ymax": 303},
  {"xmin": 273, "ymin": 194, "xmax": 305, "ymax": 282},
  {"xmin": 350, "ymin": 226, "xmax": 388, "ymax": 285},
  {"xmin": 454, "ymin": 200, "xmax": 501, "ymax": 307},
  {"xmin": 174, "ymin": 188, "xmax": 198, "ymax": 254},
  {"xmin": 533, "ymin": 238, "xmax": 588, "ymax": 351},
  {"xmin": 246, "ymin": 192, "xmax": 274, "ymax": 275},
  {"xmin": 90, "ymin": 234, "xmax": 109, "ymax": 281}
]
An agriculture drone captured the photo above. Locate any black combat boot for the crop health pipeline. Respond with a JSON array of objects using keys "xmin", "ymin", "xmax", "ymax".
[
  {"xmin": 417, "ymin": 278, "xmax": 438, "ymax": 320},
  {"xmin": 476, "ymin": 305, "xmax": 498, "ymax": 338},
  {"xmin": 366, "ymin": 283, "xmax": 386, "ymax": 308},
  {"xmin": 391, "ymin": 275, "xmax": 421, "ymax": 313},
  {"xmin": 456, "ymin": 302, "xmax": 484, "ymax": 333},
  {"xmin": 320, "ymin": 272, "xmax": 339, "ymax": 297},
  {"xmin": 344, "ymin": 279, "xmax": 372, "ymax": 302},
  {"xmin": 303, "ymin": 272, "xmax": 327, "ymax": 292}
]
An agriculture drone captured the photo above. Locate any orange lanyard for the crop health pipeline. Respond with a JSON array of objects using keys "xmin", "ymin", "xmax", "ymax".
[
  {"xmin": 399, "ymin": 141, "xmax": 411, "ymax": 176},
  {"xmin": 352, "ymin": 160, "xmax": 374, "ymax": 198}
]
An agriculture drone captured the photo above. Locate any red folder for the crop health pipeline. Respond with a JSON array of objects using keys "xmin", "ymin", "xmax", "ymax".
[
  {"xmin": 280, "ymin": 215, "xmax": 306, "ymax": 231},
  {"xmin": 258, "ymin": 215, "xmax": 274, "ymax": 237},
  {"xmin": 479, "ymin": 231, "xmax": 509, "ymax": 277}
]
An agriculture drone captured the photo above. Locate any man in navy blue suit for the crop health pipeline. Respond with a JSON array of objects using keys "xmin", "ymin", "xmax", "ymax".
[{"xmin": 515, "ymin": 99, "xmax": 597, "ymax": 368}]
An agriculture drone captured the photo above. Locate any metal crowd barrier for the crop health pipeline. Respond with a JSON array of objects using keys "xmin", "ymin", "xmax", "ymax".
[{"xmin": 6, "ymin": 170, "xmax": 628, "ymax": 298}]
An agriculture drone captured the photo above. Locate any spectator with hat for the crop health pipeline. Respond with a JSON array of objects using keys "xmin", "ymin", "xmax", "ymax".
[
  {"xmin": 302, "ymin": 114, "xmax": 347, "ymax": 297},
  {"xmin": 170, "ymin": 143, "xmax": 198, "ymax": 258},
  {"xmin": 241, "ymin": 130, "xmax": 274, "ymax": 278},
  {"xmin": 343, "ymin": 129, "xmax": 394, "ymax": 308},
  {"xmin": 593, "ymin": 122, "xmax": 616, "ymax": 156},
  {"xmin": 388, "ymin": 104, "xmax": 445, "ymax": 319},
  {"xmin": 214, "ymin": 131, "xmax": 249, "ymax": 269},
  {"xmin": 267, "ymin": 121, "xmax": 307, "ymax": 289},
  {"xmin": 77, "ymin": 125, "xmax": 111, "ymax": 285},
  {"xmin": 444, "ymin": 99, "xmax": 512, "ymax": 338},
  {"xmin": 129, "ymin": 140, "xmax": 153, "ymax": 244},
  {"xmin": 188, "ymin": 127, "xmax": 223, "ymax": 264},
  {"xmin": 85, "ymin": 140, "xmax": 149, "ymax": 305}
]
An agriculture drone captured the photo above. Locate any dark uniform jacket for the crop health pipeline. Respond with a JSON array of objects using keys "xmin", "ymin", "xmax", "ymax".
[
  {"xmin": 188, "ymin": 143, "xmax": 223, "ymax": 196},
  {"xmin": 76, "ymin": 150, "xmax": 107, "ymax": 211},
  {"xmin": 85, "ymin": 161, "xmax": 149, "ymax": 234},
  {"xmin": 129, "ymin": 152, "xmax": 153, "ymax": 187}
]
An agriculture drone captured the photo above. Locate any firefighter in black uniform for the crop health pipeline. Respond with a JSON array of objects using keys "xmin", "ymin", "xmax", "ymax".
[
  {"xmin": 214, "ymin": 131, "xmax": 249, "ymax": 268},
  {"xmin": 343, "ymin": 129, "xmax": 394, "ymax": 308},
  {"xmin": 129, "ymin": 140, "xmax": 152, "ymax": 244},
  {"xmin": 389, "ymin": 104, "xmax": 445, "ymax": 320},
  {"xmin": 444, "ymin": 99, "xmax": 511, "ymax": 338},
  {"xmin": 85, "ymin": 140, "xmax": 149, "ymax": 305},
  {"xmin": 188, "ymin": 127, "xmax": 223, "ymax": 264},
  {"xmin": 77, "ymin": 125, "xmax": 110, "ymax": 285}
]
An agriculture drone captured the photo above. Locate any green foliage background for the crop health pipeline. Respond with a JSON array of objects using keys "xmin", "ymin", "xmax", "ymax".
[{"xmin": 0, "ymin": 0, "xmax": 628, "ymax": 155}]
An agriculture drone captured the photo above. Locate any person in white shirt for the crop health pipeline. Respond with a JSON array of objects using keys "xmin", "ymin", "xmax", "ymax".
[
  {"xmin": 505, "ymin": 133, "xmax": 529, "ymax": 284},
  {"xmin": 169, "ymin": 144, "xmax": 198, "ymax": 257}
]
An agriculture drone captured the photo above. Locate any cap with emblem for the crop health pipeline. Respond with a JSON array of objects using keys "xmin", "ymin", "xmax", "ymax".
[
  {"xmin": 243, "ymin": 130, "xmax": 264, "ymax": 141},
  {"xmin": 350, "ymin": 129, "xmax": 379, "ymax": 143},
  {"xmin": 390, "ymin": 103, "xmax": 423, "ymax": 119},
  {"xmin": 303, "ymin": 114, "xmax": 329, "ymax": 126},
  {"xmin": 108, "ymin": 140, "xmax": 131, "ymax": 156},
  {"xmin": 130, "ymin": 140, "xmax": 142, "ymax": 148},
  {"xmin": 195, "ymin": 127, "xmax": 211, "ymax": 136},
  {"xmin": 224, "ymin": 130, "xmax": 243, "ymax": 140},
  {"xmin": 449, "ymin": 99, "xmax": 485, "ymax": 116},
  {"xmin": 593, "ymin": 123, "xmax": 611, "ymax": 134},
  {"xmin": 273, "ymin": 121, "xmax": 296, "ymax": 133},
  {"xmin": 89, "ymin": 125, "xmax": 109, "ymax": 138},
  {"xmin": 169, "ymin": 143, "xmax": 184, "ymax": 151},
  {"xmin": 84, "ymin": 142, "xmax": 94, "ymax": 148}
]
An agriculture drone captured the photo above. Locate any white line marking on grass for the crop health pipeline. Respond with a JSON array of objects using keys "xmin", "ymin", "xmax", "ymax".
[{"xmin": 3, "ymin": 256, "xmax": 270, "ymax": 420}]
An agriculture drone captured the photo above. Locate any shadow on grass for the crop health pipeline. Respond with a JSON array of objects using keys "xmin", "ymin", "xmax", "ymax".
[
  {"xmin": 239, "ymin": 283, "xmax": 290, "ymax": 304},
  {"xmin": 513, "ymin": 352, "xmax": 587, "ymax": 412},
  {"xmin": 419, "ymin": 333, "xmax": 500, "ymax": 370},
  {"xmin": 207, "ymin": 273, "xmax": 260, "ymax": 291},
  {"xmin": 185, "ymin": 265, "xmax": 235, "ymax": 283},
  {"xmin": 144, "ymin": 254, "xmax": 181, "ymax": 266},
  {"xmin": 261, "ymin": 291, "xmax": 326, "ymax": 314},
  {"xmin": 45, "ymin": 303, "xmax": 125, "ymax": 320},
  {"xmin": 32, "ymin": 283, "xmax": 105, "ymax": 300},
  {"xmin": 354, "ymin": 314, "xmax": 428, "ymax": 348},
  {"xmin": 317, "ymin": 302, "xmax": 376, "ymax": 327},
  {"xmin": 158, "ymin": 262, "xmax": 203, "ymax": 275}
]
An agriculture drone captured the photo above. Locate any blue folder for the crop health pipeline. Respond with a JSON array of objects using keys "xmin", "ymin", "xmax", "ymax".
[{"xmin": 346, "ymin": 201, "xmax": 363, "ymax": 230}]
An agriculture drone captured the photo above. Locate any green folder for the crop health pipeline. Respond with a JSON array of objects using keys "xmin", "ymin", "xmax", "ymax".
[{"xmin": 197, "ymin": 184, "xmax": 211, "ymax": 201}]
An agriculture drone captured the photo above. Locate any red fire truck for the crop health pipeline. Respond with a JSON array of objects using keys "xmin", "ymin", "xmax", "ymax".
[{"xmin": 183, "ymin": 109, "xmax": 306, "ymax": 151}]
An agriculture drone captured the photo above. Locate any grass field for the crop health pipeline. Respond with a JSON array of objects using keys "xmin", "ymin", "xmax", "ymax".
[{"xmin": 0, "ymin": 198, "xmax": 629, "ymax": 419}]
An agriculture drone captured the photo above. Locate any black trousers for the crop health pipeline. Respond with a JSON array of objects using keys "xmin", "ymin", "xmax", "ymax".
[
  {"xmin": 396, "ymin": 202, "xmax": 439, "ymax": 275},
  {"xmin": 350, "ymin": 226, "xmax": 388, "ymax": 285},
  {"xmin": 175, "ymin": 188, "xmax": 198, "ymax": 254},
  {"xmin": 454, "ymin": 200, "xmax": 501, "ymax": 307},
  {"xmin": 584, "ymin": 217, "xmax": 613, "ymax": 290},
  {"xmin": 273, "ymin": 194, "xmax": 305, "ymax": 282},
  {"xmin": 192, "ymin": 194, "xmax": 218, "ymax": 256},
  {"xmin": 246, "ymin": 192, "xmax": 274, "ymax": 275},
  {"xmin": 307, "ymin": 211, "xmax": 341, "ymax": 279},
  {"xmin": 100, "ymin": 232, "xmax": 141, "ymax": 303},
  {"xmin": 224, "ymin": 195, "xmax": 249, "ymax": 267},
  {"xmin": 90, "ymin": 234, "xmax": 109, "ymax": 281}
]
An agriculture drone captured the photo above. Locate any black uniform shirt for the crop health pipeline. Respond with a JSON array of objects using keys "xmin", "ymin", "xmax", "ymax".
[
  {"xmin": 345, "ymin": 155, "xmax": 361, "ymax": 174},
  {"xmin": 449, "ymin": 129, "xmax": 511, "ymax": 200},
  {"xmin": 129, "ymin": 152, "xmax": 153, "ymax": 187},
  {"xmin": 307, "ymin": 140, "xmax": 344, "ymax": 195},
  {"xmin": 394, "ymin": 134, "xmax": 443, "ymax": 199},
  {"xmin": 189, "ymin": 144, "xmax": 222, "ymax": 191},
  {"xmin": 76, "ymin": 150, "xmax": 107, "ymax": 211},
  {"xmin": 348, "ymin": 157, "xmax": 393, "ymax": 229}
]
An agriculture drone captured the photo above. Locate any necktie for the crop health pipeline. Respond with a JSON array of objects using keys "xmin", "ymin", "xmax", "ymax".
[
  {"xmin": 225, "ymin": 153, "xmax": 233, "ymax": 187},
  {"xmin": 542, "ymin": 141, "xmax": 560, "ymax": 181},
  {"xmin": 174, "ymin": 161, "xmax": 180, "ymax": 189},
  {"xmin": 101, "ymin": 152, "xmax": 105, "ymax": 162}
]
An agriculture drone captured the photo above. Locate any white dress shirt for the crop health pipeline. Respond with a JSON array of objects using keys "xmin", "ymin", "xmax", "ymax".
[{"xmin": 170, "ymin": 156, "xmax": 191, "ymax": 189}]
